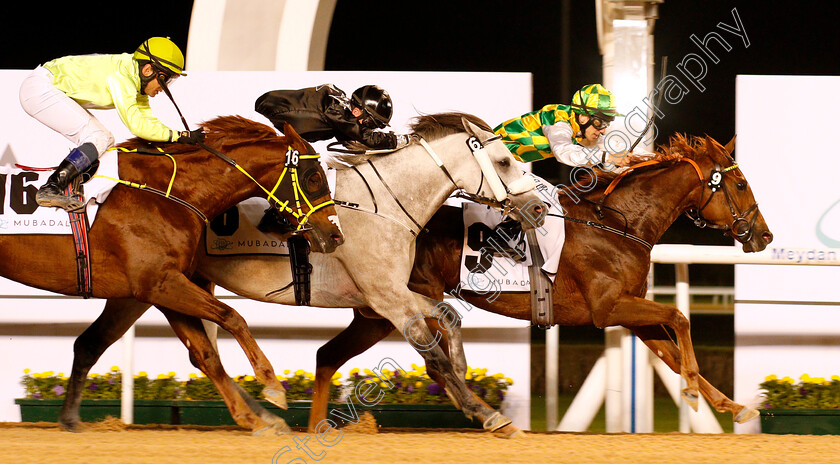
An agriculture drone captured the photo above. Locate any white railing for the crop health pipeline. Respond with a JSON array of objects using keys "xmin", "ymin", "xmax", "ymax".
[{"xmin": 547, "ymin": 244, "xmax": 840, "ymax": 433}]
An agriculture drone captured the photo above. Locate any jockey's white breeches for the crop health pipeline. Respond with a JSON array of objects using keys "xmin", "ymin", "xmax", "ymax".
[{"xmin": 18, "ymin": 66, "xmax": 115, "ymax": 157}]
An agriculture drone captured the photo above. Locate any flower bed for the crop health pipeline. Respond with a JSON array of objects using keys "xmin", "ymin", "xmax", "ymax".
[
  {"xmin": 758, "ymin": 374, "xmax": 840, "ymax": 435},
  {"xmin": 17, "ymin": 364, "xmax": 512, "ymax": 428}
]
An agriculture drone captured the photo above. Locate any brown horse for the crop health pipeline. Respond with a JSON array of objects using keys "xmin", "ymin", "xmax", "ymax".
[
  {"xmin": 304, "ymin": 134, "xmax": 773, "ymax": 429},
  {"xmin": 1, "ymin": 115, "xmax": 343, "ymax": 434}
]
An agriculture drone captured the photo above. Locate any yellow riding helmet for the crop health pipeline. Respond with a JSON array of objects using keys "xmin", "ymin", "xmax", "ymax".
[
  {"xmin": 133, "ymin": 37, "xmax": 187, "ymax": 76},
  {"xmin": 571, "ymin": 84, "xmax": 623, "ymax": 118}
]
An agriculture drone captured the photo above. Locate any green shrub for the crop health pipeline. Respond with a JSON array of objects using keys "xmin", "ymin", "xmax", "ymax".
[{"xmin": 759, "ymin": 374, "xmax": 840, "ymax": 409}]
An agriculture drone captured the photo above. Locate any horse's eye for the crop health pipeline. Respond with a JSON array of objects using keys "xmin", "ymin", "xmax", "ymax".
[
  {"xmin": 306, "ymin": 172, "xmax": 324, "ymax": 192},
  {"xmin": 736, "ymin": 182, "xmax": 747, "ymax": 191},
  {"xmin": 498, "ymin": 159, "xmax": 510, "ymax": 168}
]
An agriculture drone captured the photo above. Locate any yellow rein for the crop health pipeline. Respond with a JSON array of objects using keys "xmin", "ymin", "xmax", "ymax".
[{"xmin": 96, "ymin": 146, "xmax": 334, "ymax": 230}]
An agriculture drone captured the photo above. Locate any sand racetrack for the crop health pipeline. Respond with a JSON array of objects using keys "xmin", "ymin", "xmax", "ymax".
[{"xmin": 1, "ymin": 422, "xmax": 838, "ymax": 464}]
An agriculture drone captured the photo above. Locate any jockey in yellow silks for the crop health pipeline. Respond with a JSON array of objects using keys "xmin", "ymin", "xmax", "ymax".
[
  {"xmin": 494, "ymin": 84, "xmax": 629, "ymax": 167},
  {"xmin": 19, "ymin": 37, "xmax": 204, "ymax": 212}
]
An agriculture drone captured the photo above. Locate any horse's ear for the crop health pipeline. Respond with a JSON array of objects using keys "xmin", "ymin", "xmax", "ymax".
[
  {"xmin": 461, "ymin": 116, "xmax": 477, "ymax": 137},
  {"xmin": 281, "ymin": 123, "xmax": 311, "ymax": 153},
  {"xmin": 461, "ymin": 117, "xmax": 490, "ymax": 141},
  {"xmin": 704, "ymin": 134, "xmax": 728, "ymax": 164},
  {"xmin": 282, "ymin": 122, "xmax": 301, "ymax": 140},
  {"xmin": 723, "ymin": 134, "xmax": 736, "ymax": 156}
]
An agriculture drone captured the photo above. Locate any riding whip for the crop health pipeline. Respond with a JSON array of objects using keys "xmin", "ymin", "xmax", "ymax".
[{"xmin": 627, "ymin": 56, "xmax": 668, "ymax": 153}]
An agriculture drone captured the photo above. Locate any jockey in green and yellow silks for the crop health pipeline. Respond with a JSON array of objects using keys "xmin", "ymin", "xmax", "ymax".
[{"xmin": 494, "ymin": 84, "xmax": 627, "ymax": 167}]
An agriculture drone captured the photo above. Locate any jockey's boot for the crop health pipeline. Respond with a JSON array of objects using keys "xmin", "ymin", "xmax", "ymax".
[
  {"xmin": 36, "ymin": 158, "xmax": 84, "ymax": 212},
  {"xmin": 493, "ymin": 218, "xmax": 527, "ymax": 262},
  {"xmin": 257, "ymin": 206, "xmax": 297, "ymax": 237}
]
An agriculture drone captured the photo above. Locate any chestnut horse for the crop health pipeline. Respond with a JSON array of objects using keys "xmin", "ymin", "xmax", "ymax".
[
  {"xmin": 1, "ymin": 116, "xmax": 343, "ymax": 434},
  {"xmin": 303, "ymin": 134, "xmax": 773, "ymax": 428}
]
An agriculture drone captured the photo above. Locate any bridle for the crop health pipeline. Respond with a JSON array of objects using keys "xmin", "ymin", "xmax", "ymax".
[
  {"xmin": 147, "ymin": 72, "xmax": 334, "ymax": 232},
  {"xmin": 252, "ymin": 147, "xmax": 335, "ymax": 232},
  {"xmin": 586, "ymin": 153, "xmax": 759, "ymax": 246},
  {"xmin": 684, "ymin": 156, "xmax": 760, "ymax": 242},
  {"xmin": 419, "ymin": 133, "xmax": 536, "ymax": 216}
]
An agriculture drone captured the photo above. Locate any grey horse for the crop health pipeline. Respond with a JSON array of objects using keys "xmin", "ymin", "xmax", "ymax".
[{"xmin": 58, "ymin": 112, "xmax": 544, "ymax": 437}]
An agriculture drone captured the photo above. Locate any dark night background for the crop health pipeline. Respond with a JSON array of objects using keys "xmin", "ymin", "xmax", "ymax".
[{"xmin": 2, "ymin": 0, "xmax": 838, "ymax": 285}]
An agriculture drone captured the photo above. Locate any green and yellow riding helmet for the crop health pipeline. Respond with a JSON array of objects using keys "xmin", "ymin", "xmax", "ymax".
[{"xmin": 570, "ymin": 84, "xmax": 624, "ymax": 127}]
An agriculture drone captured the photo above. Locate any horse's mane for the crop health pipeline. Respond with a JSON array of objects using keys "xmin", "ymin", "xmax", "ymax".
[
  {"xmin": 327, "ymin": 112, "xmax": 493, "ymax": 168},
  {"xmin": 579, "ymin": 133, "xmax": 719, "ymax": 189},
  {"xmin": 118, "ymin": 115, "xmax": 286, "ymax": 154},
  {"xmin": 409, "ymin": 112, "xmax": 493, "ymax": 141}
]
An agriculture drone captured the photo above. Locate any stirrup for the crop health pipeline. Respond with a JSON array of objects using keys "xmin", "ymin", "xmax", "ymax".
[{"xmin": 36, "ymin": 188, "xmax": 85, "ymax": 212}]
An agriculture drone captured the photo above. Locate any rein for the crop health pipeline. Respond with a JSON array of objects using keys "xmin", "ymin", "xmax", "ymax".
[
  {"xmin": 154, "ymin": 80, "xmax": 334, "ymax": 230},
  {"xmin": 335, "ymin": 133, "xmax": 532, "ymax": 236},
  {"xmin": 98, "ymin": 143, "xmax": 333, "ymax": 229},
  {"xmin": 561, "ymin": 215, "xmax": 653, "ymax": 250},
  {"xmin": 197, "ymin": 141, "xmax": 334, "ymax": 231},
  {"xmin": 97, "ymin": 146, "xmax": 209, "ymax": 222},
  {"xmin": 419, "ymin": 134, "xmax": 535, "ymax": 214},
  {"xmin": 588, "ymin": 153, "xmax": 759, "ymax": 246}
]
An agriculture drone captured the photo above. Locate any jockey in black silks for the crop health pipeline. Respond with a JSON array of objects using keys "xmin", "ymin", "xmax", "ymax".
[{"xmin": 254, "ymin": 84, "xmax": 412, "ymax": 305}]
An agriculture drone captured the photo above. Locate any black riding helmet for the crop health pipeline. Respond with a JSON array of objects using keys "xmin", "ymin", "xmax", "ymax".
[{"xmin": 351, "ymin": 85, "xmax": 393, "ymax": 129}]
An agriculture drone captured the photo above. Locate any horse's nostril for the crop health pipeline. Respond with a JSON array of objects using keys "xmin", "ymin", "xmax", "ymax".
[
  {"xmin": 332, "ymin": 234, "xmax": 343, "ymax": 243},
  {"xmin": 762, "ymin": 231, "xmax": 773, "ymax": 243}
]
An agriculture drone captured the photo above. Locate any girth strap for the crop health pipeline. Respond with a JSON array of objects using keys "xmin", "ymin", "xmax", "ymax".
[
  {"xmin": 288, "ymin": 235, "xmax": 312, "ymax": 306},
  {"xmin": 65, "ymin": 179, "xmax": 92, "ymax": 298},
  {"xmin": 525, "ymin": 229, "xmax": 554, "ymax": 328}
]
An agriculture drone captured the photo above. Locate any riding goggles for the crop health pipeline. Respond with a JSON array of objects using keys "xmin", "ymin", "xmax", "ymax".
[{"xmin": 589, "ymin": 115, "xmax": 612, "ymax": 130}]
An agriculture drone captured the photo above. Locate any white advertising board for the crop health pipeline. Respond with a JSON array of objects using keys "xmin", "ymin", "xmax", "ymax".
[
  {"xmin": 734, "ymin": 75, "xmax": 840, "ymax": 433},
  {"xmin": 0, "ymin": 70, "xmax": 533, "ymax": 427}
]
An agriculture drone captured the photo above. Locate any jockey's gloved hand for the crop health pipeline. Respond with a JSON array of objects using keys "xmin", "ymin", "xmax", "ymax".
[
  {"xmin": 177, "ymin": 129, "xmax": 206, "ymax": 144},
  {"xmin": 395, "ymin": 134, "xmax": 416, "ymax": 150}
]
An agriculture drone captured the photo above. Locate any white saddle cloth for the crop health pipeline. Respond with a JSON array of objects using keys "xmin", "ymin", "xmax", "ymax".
[{"xmin": 458, "ymin": 173, "xmax": 566, "ymax": 292}]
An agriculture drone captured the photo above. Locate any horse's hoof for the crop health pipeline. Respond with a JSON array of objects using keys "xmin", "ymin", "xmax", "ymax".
[
  {"xmin": 734, "ymin": 406, "xmax": 760, "ymax": 423},
  {"xmin": 482, "ymin": 412, "xmax": 513, "ymax": 432},
  {"xmin": 59, "ymin": 419, "xmax": 83, "ymax": 433},
  {"xmin": 262, "ymin": 387, "xmax": 288, "ymax": 410},
  {"xmin": 681, "ymin": 388, "xmax": 699, "ymax": 411},
  {"xmin": 253, "ymin": 421, "xmax": 292, "ymax": 436},
  {"xmin": 494, "ymin": 423, "xmax": 526, "ymax": 438},
  {"xmin": 260, "ymin": 411, "xmax": 289, "ymax": 427}
]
